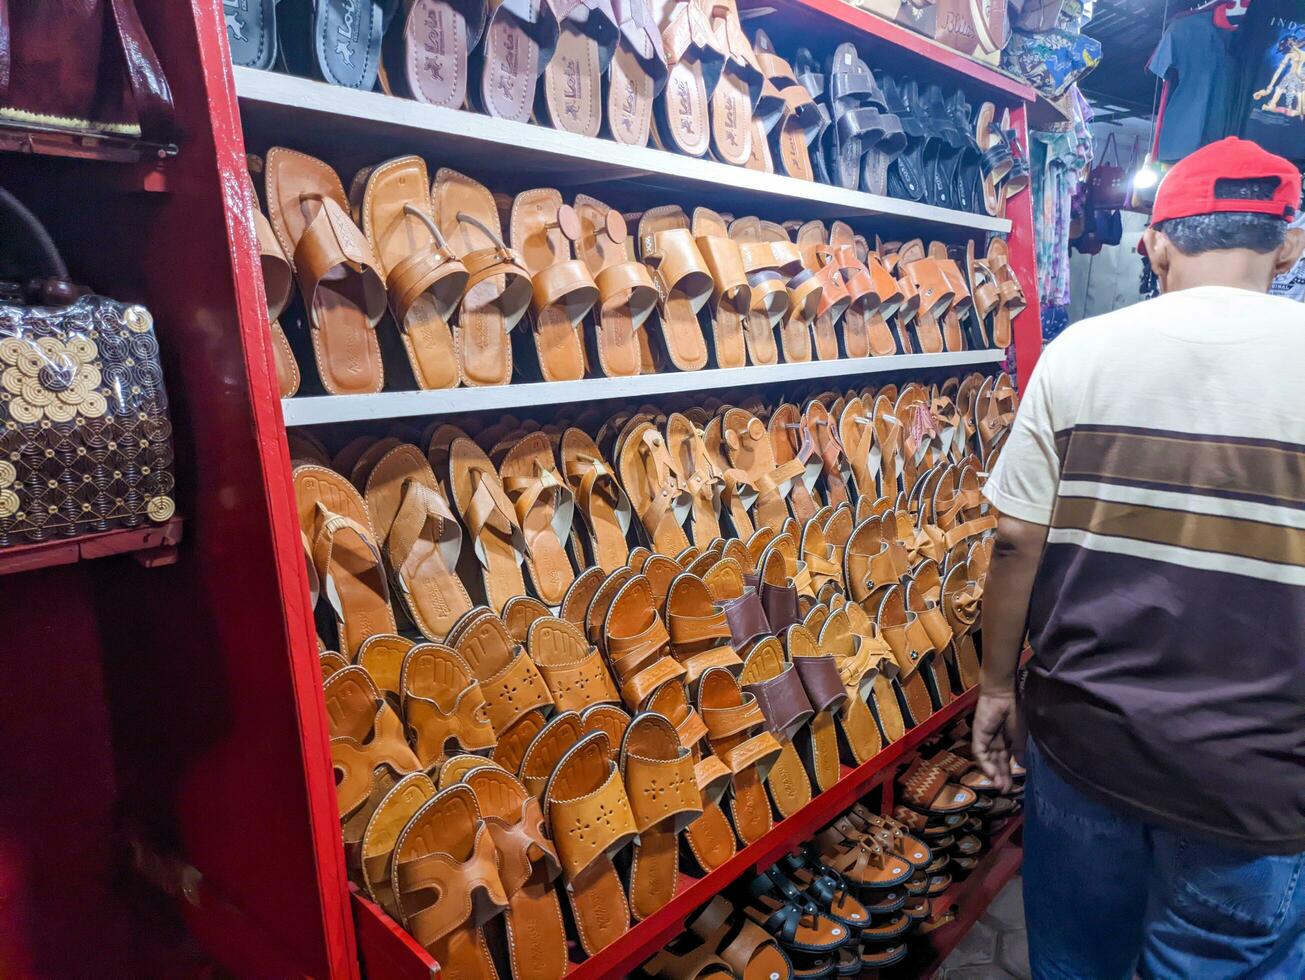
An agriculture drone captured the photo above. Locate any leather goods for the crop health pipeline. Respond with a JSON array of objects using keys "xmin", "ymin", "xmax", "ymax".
[
  {"xmin": 462, "ymin": 764, "xmax": 569, "ymax": 980},
  {"xmin": 794, "ymin": 221, "xmax": 850, "ymax": 356},
  {"xmin": 541, "ymin": 0, "xmax": 618, "ymax": 137},
  {"xmin": 973, "ymin": 102, "xmax": 1012, "ymax": 218},
  {"xmin": 768, "ymin": 405, "xmax": 821, "ymax": 522},
  {"xmin": 756, "ymin": 543, "xmax": 799, "ymax": 633},
  {"xmin": 722, "ymin": 408, "xmax": 804, "ymax": 532},
  {"xmin": 799, "ymin": 520, "xmax": 842, "ymax": 598},
  {"xmin": 942, "ymin": 560, "xmax": 982, "ymax": 691},
  {"xmin": 792, "ymin": 48, "xmax": 833, "ymax": 184},
  {"xmin": 449, "ymin": 437, "xmax": 529, "ymax": 612},
  {"xmin": 400, "ymin": 642, "xmax": 497, "ymax": 762},
  {"xmin": 785, "ymin": 624, "xmax": 845, "ymax": 793},
  {"xmin": 561, "ymin": 563, "xmax": 606, "ymax": 627},
  {"xmin": 451, "ymin": 607, "xmax": 554, "ymax": 735},
  {"xmin": 745, "ymin": 894, "xmax": 849, "ymax": 958},
  {"xmin": 843, "ymin": 805, "xmax": 931, "ymax": 868},
  {"xmin": 653, "ymin": 0, "xmax": 722, "ymax": 157},
  {"xmin": 843, "ymin": 515, "xmax": 906, "ymax": 605},
  {"xmin": 898, "ymin": 244, "xmax": 948, "ymax": 356},
  {"xmin": 295, "ymin": 465, "xmax": 396, "ymax": 657},
  {"xmin": 432, "ymin": 168, "xmax": 533, "ymax": 386},
  {"xmin": 0, "ymin": 0, "xmax": 173, "ymax": 139},
  {"xmin": 925, "ymin": 750, "xmax": 997, "ymax": 795},
  {"xmin": 816, "ymin": 609, "xmax": 885, "ymax": 766},
  {"xmin": 875, "ymin": 584, "xmax": 936, "ymax": 728},
  {"xmin": 621, "ymin": 712, "xmax": 703, "ymax": 920},
  {"xmin": 364, "ymin": 444, "xmax": 473, "ymax": 640},
  {"xmin": 502, "ymin": 594, "xmax": 551, "ymax": 644},
  {"xmin": 518, "ymin": 709, "xmax": 583, "ymax": 796},
  {"xmin": 619, "ymin": 420, "xmax": 692, "ymax": 555},
  {"xmin": 358, "ymin": 155, "xmax": 467, "ymax": 390},
  {"xmin": 250, "ymin": 173, "xmax": 300, "ymax": 398},
  {"xmin": 529, "ymin": 614, "xmax": 622, "ymax": 711},
  {"xmin": 666, "ymin": 413, "xmax": 725, "ymax": 549},
  {"xmin": 581, "ymin": 701, "xmax": 632, "ymax": 757},
  {"xmin": 837, "ymin": 396, "xmax": 877, "ymax": 502},
  {"xmin": 683, "ymin": 896, "xmax": 798, "ymax": 979},
  {"xmin": 927, "ymin": 242, "xmax": 969, "ymax": 353},
  {"xmin": 638, "ymin": 206, "xmax": 712, "ymax": 371},
  {"xmin": 691, "ymin": 208, "xmax": 754, "ymax": 369},
  {"xmin": 666, "ymin": 571, "xmax": 743, "ymax": 683},
  {"xmin": 349, "ymin": 437, "xmax": 402, "ymax": 490},
  {"xmin": 586, "ymin": 565, "xmax": 633, "ymax": 646},
  {"xmin": 704, "ymin": 559, "xmax": 770, "ymax": 654},
  {"xmin": 320, "ymin": 651, "xmax": 349, "ymax": 680},
  {"xmin": 701, "ymin": 0, "xmax": 762, "ymax": 166},
  {"xmin": 359, "ymin": 772, "xmax": 437, "ymax": 918},
  {"xmin": 986, "ymin": 238, "xmax": 1025, "ymax": 350},
  {"xmin": 606, "ymin": 0, "xmax": 666, "ymax": 145},
  {"xmin": 804, "ymin": 400, "xmax": 852, "ymax": 509},
  {"xmin": 740, "ymin": 638, "xmax": 813, "ymax": 819},
  {"xmin": 702, "ymin": 416, "xmax": 755, "ymax": 539},
  {"xmin": 510, "ymin": 189, "xmax": 598, "ymax": 381},
  {"xmin": 543, "ymin": 730, "xmax": 638, "ymax": 955},
  {"xmin": 499, "ymin": 432, "xmax": 578, "ymax": 607},
  {"xmin": 572, "ymin": 195, "xmax": 657, "ymax": 377},
  {"xmin": 824, "ymin": 44, "xmax": 897, "ymax": 194},
  {"xmin": 266, "ymin": 149, "xmax": 386, "ymax": 395},
  {"xmin": 479, "ymin": 0, "xmax": 558, "ymax": 122},
  {"xmin": 812, "ymin": 826, "xmax": 913, "ymax": 892},
  {"xmin": 752, "ymin": 30, "xmax": 823, "ymax": 181},
  {"xmin": 603, "ymin": 573, "xmax": 688, "ymax": 709},
  {"xmin": 356, "ymin": 634, "xmax": 414, "ymax": 700},
  {"xmin": 325, "ymin": 666, "xmax": 422, "ymax": 820},
  {"xmin": 379, "ymin": 0, "xmax": 486, "ymax": 108},
  {"xmin": 560, "ymin": 427, "xmax": 631, "ymax": 573},
  {"xmin": 698, "ymin": 665, "xmax": 782, "ymax": 846},
  {"xmin": 733, "ymin": 218, "xmax": 823, "ymax": 363},
  {"xmin": 870, "ymin": 393, "xmax": 903, "ymax": 498},
  {"xmin": 392, "ymin": 783, "xmax": 510, "ymax": 973},
  {"xmin": 897, "ymin": 758, "xmax": 977, "ymax": 815},
  {"xmin": 827, "ymin": 221, "xmax": 879, "ymax": 359},
  {"xmin": 965, "ymin": 241, "xmax": 998, "ymax": 349},
  {"xmin": 905, "ymin": 575, "xmax": 955, "ymax": 709}
]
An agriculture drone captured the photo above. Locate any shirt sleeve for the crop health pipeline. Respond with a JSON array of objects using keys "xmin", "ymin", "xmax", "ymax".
[
  {"xmin": 1148, "ymin": 24, "xmax": 1174, "ymax": 79},
  {"xmin": 983, "ymin": 354, "xmax": 1062, "ymax": 526}
]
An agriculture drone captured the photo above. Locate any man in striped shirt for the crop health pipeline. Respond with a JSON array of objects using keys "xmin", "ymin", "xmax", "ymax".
[{"xmin": 975, "ymin": 138, "xmax": 1305, "ymax": 978}]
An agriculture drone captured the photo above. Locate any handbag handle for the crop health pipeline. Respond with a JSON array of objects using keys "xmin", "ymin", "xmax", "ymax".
[
  {"xmin": 0, "ymin": 184, "xmax": 84, "ymax": 305},
  {"xmin": 0, "ymin": 0, "xmax": 174, "ymax": 141}
]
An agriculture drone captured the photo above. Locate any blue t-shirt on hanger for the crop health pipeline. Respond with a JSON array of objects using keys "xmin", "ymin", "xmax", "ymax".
[{"xmin": 1149, "ymin": 8, "xmax": 1239, "ymax": 162}]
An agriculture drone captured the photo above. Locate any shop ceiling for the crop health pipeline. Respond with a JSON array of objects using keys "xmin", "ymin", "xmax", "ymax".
[{"xmin": 1081, "ymin": 0, "xmax": 1207, "ymax": 122}]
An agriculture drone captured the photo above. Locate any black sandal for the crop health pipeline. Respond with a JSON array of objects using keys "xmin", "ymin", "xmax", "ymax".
[
  {"xmin": 823, "ymin": 43, "xmax": 892, "ymax": 191},
  {"xmin": 793, "ymin": 48, "xmax": 833, "ymax": 185},
  {"xmin": 878, "ymin": 73, "xmax": 928, "ymax": 202}
]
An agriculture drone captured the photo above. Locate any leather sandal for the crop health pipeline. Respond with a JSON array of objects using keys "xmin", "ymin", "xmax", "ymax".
[
  {"xmin": 295, "ymin": 465, "xmax": 396, "ymax": 658},
  {"xmin": 510, "ymin": 189, "xmax": 599, "ymax": 381},
  {"xmin": 804, "ymin": 401, "xmax": 852, "ymax": 509},
  {"xmin": 639, "ymin": 205, "xmax": 712, "ymax": 370},
  {"xmin": 898, "ymin": 757, "xmax": 977, "ymax": 815},
  {"xmin": 813, "ymin": 826, "xmax": 913, "ymax": 892},
  {"xmin": 621, "ymin": 712, "xmax": 703, "ymax": 920},
  {"xmin": 365, "ymin": 444, "xmax": 473, "ymax": 640},
  {"xmin": 815, "ymin": 609, "xmax": 886, "ymax": 766},
  {"xmin": 393, "ymin": 783, "xmax": 511, "ymax": 973},
  {"xmin": 844, "ymin": 804, "xmax": 931, "ymax": 869},
  {"xmin": 875, "ymin": 583, "xmax": 936, "ymax": 727},
  {"xmin": 325, "ymin": 665, "xmax": 422, "ymax": 823},
  {"xmin": 666, "ymin": 571, "xmax": 743, "ymax": 684},
  {"xmin": 603, "ymin": 572, "xmax": 688, "ymax": 708},
  {"xmin": 703, "ymin": 416, "xmax": 756, "ymax": 538},
  {"xmin": 792, "ymin": 48, "xmax": 833, "ymax": 184},
  {"xmin": 699, "ymin": 665, "xmax": 783, "ymax": 845},
  {"xmin": 605, "ymin": 0, "xmax": 665, "ymax": 144},
  {"xmin": 503, "ymin": 595, "xmax": 551, "ymax": 644},
  {"xmin": 753, "ymin": 29, "xmax": 823, "ymax": 181},
  {"xmin": 321, "ymin": 651, "xmax": 349, "ymax": 681},
  {"xmin": 620, "ymin": 419, "xmax": 692, "ymax": 554},
  {"xmin": 400, "ymin": 642, "xmax": 497, "ymax": 763},
  {"xmin": 942, "ymin": 561, "xmax": 982, "ymax": 691},
  {"xmin": 499, "ymin": 432, "xmax": 578, "ymax": 607},
  {"xmin": 450, "ymin": 607, "xmax": 554, "ymax": 737},
  {"xmin": 358, "ymin": 772, "xmax": 437, "ymax": 918},
  {"xmin": 379, "ymin": 0, "xmax": 486, "ymax": 108},
  {"xmin": 905, "ymin": 573, "xmax": 956, "ymax": 709},
  {"xmin": 654, "ymin": 0, "xmax": 723, "ymax": 157},
  {"xmin": 740, "ymin": 637, "xmax": 814, "ymax": 818},
  {"xmin": 700, "ymin": 0, "xmax": 763, "ymax": 166},
  {"xmin": 692, "ymin": 207, "xmax": 754, "ymax": 368},
  {"xmin": 433, "ymin": 168, "xmax": 533, "ymax": 387},
  {"xmin": 517, "ymin": 710, "xmax": 583, "ymax": 797},
  {"xmin": 449, "ymin": 437, "xmax": 530, "ymax": 612},
  {"xmin": 784, "ymin": 623, "xmax": 845, "ymax": 793},
  {"xmin": 573, "ymin": 195, "xmax": 657, "ymax": 377},
  {"xmin": 543, "ymin": 730, "xmax": 638, "ymax": 954},
  {"xmin": 745, "ymin": 893, "xmax": 850, "ymax": 956},
  {"xmin": 265, "ymin": 148, "xmax": 386, "ymax": 395},
  {"xmin": 249, "ymin": 170, "xmax": 300, "ymax": 398},
  {"xmin": 678, "ymin": 895, "xmax": 795, "ymax": 979},
  {"xmin": 756, "ymin": 540, "xmax": 801, "ymax": 632},
  {"xmin": 359, "ymin": 155, "xmax": 468, "ymax": 390},
  {"xmin": 986, "ymin": 238, "xmax": 1025, "ymax": 349},
  {"xmin": 303, "ymin": 0, "xmax": 385, "ymax": 89},
  {"xmin": 540, "ymin": 0, "xmax": 617, "ymax": 137},
  {"xmin": 477, "ymin": 0, "xmax": 557, "ymax": 121},
  {"xmin": 729, "ymin": 216, "xmax": 809, "ymax": 364},
  {"xmin": 723, "ymin": 408, "xmax": 805, "ymax": 532},
  {"xmin": 794, "ymin": 222, "xmax": 850, "ymax": 359},
  {"xmin": 560, "ymin": 427, "xmax": 632, "ymax": 573},
  {"xmin": 528, "ymin": 614, "xmax": 622, "ymax": 712},
  {"xmin": 355, "ymin": 634, "xmax": 414, "ymax": 700},
  {"xmin": 666, "ymin": 412, "xmax": 725, "ymax": 549},
  {"xmin": 586, "ymin": 566, "xmax": 634, "ymax": 647},
  {"xmin": 769, "ymin": 406, "xmax": 823, "ymax": 523},
  {"xmin": 826, "ymin": 221, "xmax": 877, "ymax": 359}
]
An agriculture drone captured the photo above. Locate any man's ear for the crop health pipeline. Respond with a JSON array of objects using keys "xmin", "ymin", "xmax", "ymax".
[
  {"xmin": 1142, "ymin": 227, "xmax": 1170, "ymax": 280},
  {"xmin": 1274, "ymin": 226, "xmax": 1305, "ymax": 277}
]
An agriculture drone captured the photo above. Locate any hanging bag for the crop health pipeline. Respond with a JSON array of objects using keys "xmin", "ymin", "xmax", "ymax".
[
  {"xmin": 0, "ymin": 0, "xmax": 174, "ymax": 140},
  {"xmin": 1089, "ymin": 133, "xmax": 1134, "ymax": 211}
]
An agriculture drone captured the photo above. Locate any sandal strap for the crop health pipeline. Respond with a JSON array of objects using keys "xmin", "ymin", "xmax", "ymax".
[
  {"xmin": 294, "ymin": 196, "xmax": 387, "ymax": 327},
  {"xmin": 479, "ymin": 650, "xmax": 554, "ymax": 732},
  {"xmin": 625, "ymin": 747, "xmax": 702, "ymax": 832},
  {"xmin": 387, "ymin": 242, "xmax": 467, "ymax": 326},
  {"xmin": 397, "ymin": 826, "xmax": 509, "ymax": 947},
  {"xmin": 550, "ymin": 762, "xmax": 640, "ymax": 878},
  {"xmin": 387, "ymin": 479, "xmax": 462, "ymax": 586},
  {"xmin": 532, "ymin": 257, "xmax": 600, "ymax": 325},
  {"xmin": 484, "ymin": 796, "xmax": 563, "ymax": 890},
  {"xmin": 595, "ymin": 259, "xmax": 659, "ymax": 329},
  {"xmin": 466, "ymin": 472, "xmax": 529, "ymax": 572}
]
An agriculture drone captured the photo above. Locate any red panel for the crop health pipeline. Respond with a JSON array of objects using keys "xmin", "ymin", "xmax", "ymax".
[{"xmin": 1005, "ymin": 105, "xmax": 1044, "ymax": 389}]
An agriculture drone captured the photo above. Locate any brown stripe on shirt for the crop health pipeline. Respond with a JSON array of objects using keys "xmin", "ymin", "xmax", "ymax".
[
  {"xmin": 1060, "ymin": 427, "xmax": 1305, "ymax": 506},
  {"xmin": 1052, "ymin": 495, "xmax": 1305, "ymax": 567}
]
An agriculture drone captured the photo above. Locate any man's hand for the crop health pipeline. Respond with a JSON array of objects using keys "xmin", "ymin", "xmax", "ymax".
[{"xmin": 972, "ymin": 689, "xmax": 1023, "ymax": 794}]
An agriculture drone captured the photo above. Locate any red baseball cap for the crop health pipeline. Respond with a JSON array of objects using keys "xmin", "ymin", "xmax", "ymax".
[{"xmin": 1151, "ymin": 137, "xmax": 1300, "ymax": 225}]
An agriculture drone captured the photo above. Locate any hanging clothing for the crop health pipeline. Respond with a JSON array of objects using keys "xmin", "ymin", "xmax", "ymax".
[
  {"xmin": 1031, "ymin": 85, "xmax": 1094, "ymax": 307},
  {"xmin": 1233, "ymin": 0, "xmax": 1305, "ymax": 160},
  {"xmin": 1148, "ymin": 8, "xmax": 1240, "ymax": 162},
  {"xmin": 1271, "ymin": 211, "xmax": 1305, "ymax": 299}
]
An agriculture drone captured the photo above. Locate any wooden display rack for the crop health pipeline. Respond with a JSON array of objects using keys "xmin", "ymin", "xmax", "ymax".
[{"xmin": 0, "ymin": 1, "xmax": 1041, "ymax": 976}]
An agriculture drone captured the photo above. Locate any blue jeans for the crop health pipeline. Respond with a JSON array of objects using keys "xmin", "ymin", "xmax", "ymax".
[{"xmin": 1023, "ymin": 738, "xmax": 1305, "ymax": 979}]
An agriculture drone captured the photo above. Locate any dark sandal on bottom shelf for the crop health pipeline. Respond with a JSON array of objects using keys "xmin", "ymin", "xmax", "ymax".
[
  {"xmin": 753, "ymin": 866, "xmax": 871, "ymax": 935},
  {"xmin": 680, "ymin": 896, "xmax": 796, "ymax": 980}
]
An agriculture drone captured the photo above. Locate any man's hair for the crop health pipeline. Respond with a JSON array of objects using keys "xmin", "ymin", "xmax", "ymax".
[{"xmin": 1152, "ymin": 178, "xmax": 1287, "ymax": 255}]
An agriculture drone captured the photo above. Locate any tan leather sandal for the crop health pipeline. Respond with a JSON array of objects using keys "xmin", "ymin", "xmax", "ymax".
[
  {"xmin": 400, "ymin": 642, "xmax": 496, "ymax": 763},
  {"xmin": 358, "ymin": 772, "xmax": 437, "ymax": 917},
  {"xmin": 638, "ymin": 205, "xmax": 712, "ymax": 370},
  {"xmin": 699, "ymin": 665, "xmax": 783, "ymax": 846},
  {"xmin": 666, "ymin": 412, "xmax": 725, "ymax": 549},
  {"xmin": 620, "ymin": 420, "xmax": 693, "ymax": 555},
  {"xmin": 325, "ymin": 666, "xmax": 421, "ymax": 822},
  {"xmin": 573, "ymin": 195, "xmax": 658, "ymax": 377},
  {"xmin": 450, "ymin": 607, "xmax": 554, "ymax": 737},
  {"xmin": 249, "ymin": 170, "xmax": 299, "ymax": 398},
  {"xmin": 449, "ymin": 437, "xmax": 530, "ymax": 613},
  {"xmin": 740, "ymin": 637, "xmax": 814, "ymax": 819},
  {"xmin": 603, "ymin": 573, "xmax": 688, "ymax": 709},
  {"xmin": 528, "ymin": 614, "xmax": 622, "ymax": 712},
  {"xmin": 499, "ymin": 432, "xmax": 578, "ymax": 607}
]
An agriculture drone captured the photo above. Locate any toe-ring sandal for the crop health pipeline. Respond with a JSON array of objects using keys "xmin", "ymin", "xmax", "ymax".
[
  {"xmin": 265, "ymin": 148, "xmax": 386, "ymax": 395},
  {"xmin": 449, "ymin": 437, "xmax": 530, "ymax": 612},
  {"xmin": 477, "ymin": 0, "xmax": 558, "ymax": 122},
  {"xmin": 679, "ymin": 896, "xmax": 796, "ymax": 980},
  {"xmin": 561, "ymin": 427, "xmax": 633, "ymax": 572},
  {"xmin": 365, "ymin": 444, "xmax": 473, "ymax": 641},
  {"xmin": 746, "ymin": 894, "xmax": 851, "ymax": 959},
  {"xmin": 433, "ymin": 168, "xmax": 533, "ymax": 387},
  {"xmin": 380, "ymin": 0, "xmax": 486, "ymax": 108},
  {"xmin": 768, "ymin": 405, "xmax": 821, "ymax": 521},
  {"xmin": 692, "ymin": 207, "xmax": 754, "ymax": 368},
  {"xmin": 666, "ymin": 413, "xmax": 725, "ymax": 549},
  {"xmin": 573, "ymin": 195, "xmax": 658, "ymax": 377},
  {"xmin": 740, "ymin": 638, "xmax": 814, "ymax": 819},
  {"xmin": 699, "ymin": 665, "xmax": 784, "ymax": 846},
  {"xmin": 295, "ymin": 465, "xmax": 396, "ymax": 657},
  {"xmin": 654, "ymin": 0, "xmax": 723, "ymax": 158},
  {"xmin": 639, "ymin": 205, "xmax": 713, "ymax": 371},
  {"xmin": 541, "ymin": 0, "xmax": 618, "ymax": 137},
  {"xmin": 543, "ymin": 730, "xmax": 639, "ymax": 955},
  {"xmin": 606, "ymin": 0, "xmax": 666, "ymax": 145},
  {"xmin": 400, "ymin": 642, "xmax": 497, "ymax": 763},
  {"xmin": 723, "ymin": 408, "xmax": 805, "ymax": 533},
  {"xmin": 839, "ymin": 807, "xmax": 931, "ymax": 869},
  {"xmin": 898, "ymin": 757, "xmax": 978, "ymax": 815},
  {"xmin": 620, "ymin": 420, "xmax": 693, "ymax": 555},
  {"xmin": 510, "ymin": 189, "xmax": 599, "ymax": 382},
  {"xmin": 499, "ymin": 431, "xmax": 578, "ymax": 607},
  {"xmin": 392, "ymin": 784, "xmax": 510, "ymax": 974},
  {"xmin": 621, "ymin": 711, "xmax": 703, "ymax": 920},
  {"xmin": 813, "ymin": 828, "xmax": 913, "ymax": 893},
  {"xmin": 754, "ymin": 866, "xmax": 870, "ymax": 940},
  {"xmin": 358, "ymin": 156, "xmax": 469, "ymax": 391}
]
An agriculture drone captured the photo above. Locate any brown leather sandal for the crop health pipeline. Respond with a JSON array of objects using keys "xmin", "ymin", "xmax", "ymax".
[{"xmin": 573, "ymin": 195, "xmax": 657, "ymax": 377}]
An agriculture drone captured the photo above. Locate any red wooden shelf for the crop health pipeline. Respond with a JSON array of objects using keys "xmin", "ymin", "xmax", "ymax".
[
  {"xmin": 349, "ymin": 687, "xmax": 979, "ymax": 979},
  {"xmin": 778, "ymin": 0, "xmax": 1036, "ymax": 103},
  {"xmin": 0, "ymin": 517, "xmax": 183, "ymax": 576}
]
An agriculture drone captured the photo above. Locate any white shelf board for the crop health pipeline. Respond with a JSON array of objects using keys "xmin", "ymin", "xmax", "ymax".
[
  {"xmin": 235, "ymin": 67, "xmax": 1011, "ymax": 235},
  {"xmin": 280, "ymin": 349, "xmax": 1006, "ymax": 426}
]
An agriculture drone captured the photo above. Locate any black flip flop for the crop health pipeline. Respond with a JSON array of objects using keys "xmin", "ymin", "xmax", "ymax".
[
  {"xmin": 226, "ymin": 0, "xmax": 279, "ymax": 69},
  {"xmin": 793, "ymin": 48, "xmax": 833, "ymax": 184},
  {"xmin": 313, "ymin": 0, "xmax": 385, "ymax": 89},
  {"xmin": 878, "ymin": 73, "xmax": 927, "ymax": 202}
]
